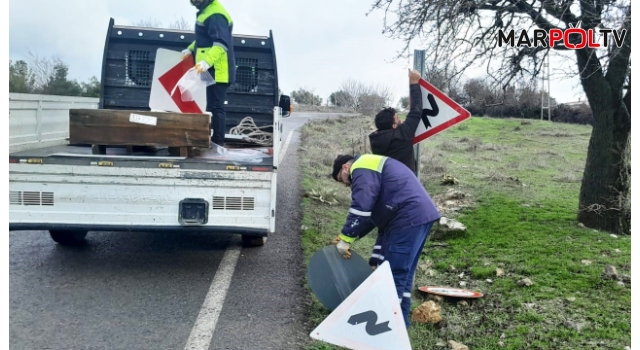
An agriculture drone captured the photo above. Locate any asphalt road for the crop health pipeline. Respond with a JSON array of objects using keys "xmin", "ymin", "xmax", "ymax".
[{"xmin": 9, "ymin": 112, "xmax": 350, "ymax": 350}]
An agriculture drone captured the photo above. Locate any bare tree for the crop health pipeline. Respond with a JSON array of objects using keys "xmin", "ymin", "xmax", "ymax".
[
  {"xmin": 339, "ymin": 79, "xmax": 368, "ymax": 112},
  {"xmin": 373, "ymin": 83, "xmax": 395, "ymax": 107},
  {"xmin": 338, "ymin": 79, "xmax": 395, "ymax": 114},
  {"xmin": 370, "ymin": 0, "xmax": 631, "ymax": 234},
  {"xmin": 423, "ymin": 61, "xmax": 463, "ymax": 95},
  {"xmin": 134, "ymin": 18, "xmax": 163, "ymax": 29},
  {"xmin": 168, "ymin": 17, "xmax": 192, "ymax": 30},
  {"xmin": 27, "ymin": 52, "xmax": 64, "ymax": 91},
  {"xmin": 135, "ymin": 17, "xmax": 192, "ymax": 30}
]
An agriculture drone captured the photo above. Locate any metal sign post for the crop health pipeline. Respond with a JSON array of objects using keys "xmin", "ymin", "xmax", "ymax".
[{"xmin": 412, "ymin": 50, "xmax": 426, "ymax": 180}]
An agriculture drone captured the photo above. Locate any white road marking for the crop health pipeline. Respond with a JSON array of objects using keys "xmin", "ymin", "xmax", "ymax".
[
  {"xmin": 184, "ymin": 122, "xmax": 302, "ymax": 350},
  {"xmin": 279, "ymin": 124, "xmax": 301, "ymax": 164},
  {"xmin": 183, "ymin": 244, "xmax": 241, "ymax": 350}
]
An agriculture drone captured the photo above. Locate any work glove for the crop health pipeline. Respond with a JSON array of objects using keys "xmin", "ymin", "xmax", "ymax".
[
  {"xmin": 369, "ymin": 246, "xmax": 381, "ymax": 270},
  {"xmin": 332, "ymin": 235, "xmax": 352, "ymax": 259},
  {"xmin": 181, "ymin": 49, "xmax": 192, "ymax": 60},
  {"xmin": 195, "ymin": 60, "xmax": 211, "ymax": 73}
]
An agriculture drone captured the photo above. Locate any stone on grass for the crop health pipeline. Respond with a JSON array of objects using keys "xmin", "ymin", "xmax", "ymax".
[
  {"xmin": 411, "ymin": 301, "xmax": 442, "ymax": 324},
  {"xmin": 439, "ymin": 217, "xmax": 467, "ymax": 232},
  {"xmin": 441, "ymin": 175, "xmax": 459, "ymax": 185},
  {"xmin": 448, "ymin": 340, "xmax": 469, "ymax": 350},
  {"xmin": 581, "ymin": 260, "xmax": 592, "ymax": 265},
  {"xmin": 517, "ymin": 278, "xmax": 534, "ymax": 287},
  {"xmin": 603, "ymin": 265, "xmax": 619, "ymax": 280},
  {"xmin": 496, "ymin": 268, "xmax": 505, "ymax": 277}
]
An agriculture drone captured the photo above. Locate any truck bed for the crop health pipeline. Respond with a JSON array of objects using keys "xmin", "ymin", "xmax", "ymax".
[{"xmin": 9, "ymin": 144, "xmax": 274, "ymax": 171}]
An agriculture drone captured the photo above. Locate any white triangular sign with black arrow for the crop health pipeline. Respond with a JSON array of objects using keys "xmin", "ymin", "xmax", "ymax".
[
  {"xmin": 309, "ymin": 261, "xmax": 411, "ymax": 350},
  {"xmin": 413, "ymin": 78, "xmax": 471, "ymax": 144}
]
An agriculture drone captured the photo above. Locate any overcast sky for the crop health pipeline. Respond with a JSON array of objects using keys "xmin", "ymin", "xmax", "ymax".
[{"xmin": 9, "ymin": 0, "xmax": 587, "ymax": 104}]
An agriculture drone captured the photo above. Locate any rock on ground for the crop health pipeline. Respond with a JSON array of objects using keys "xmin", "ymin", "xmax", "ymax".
[
  {"xmin": 439, "ymin": 217, "xmax": 467, "ymax": 232},
  {"xmin": 448, "ymin": 340, "xmax": 470, "ymax": 350},
  {"xmin": 411, "ymin": 301, "xmax": 442, "ymax": 324},
  {"xmin": 517, "ymin": 278, "xmax": 534, "ymax": 287},
  {"xmin": 603, "ymin": 264, "xmax": 619, "ymax": 280}
]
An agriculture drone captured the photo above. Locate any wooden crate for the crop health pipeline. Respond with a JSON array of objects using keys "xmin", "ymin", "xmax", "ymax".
[{"xmin": 69, "ymin": 109, "xmax": 211, "ymax": 155}]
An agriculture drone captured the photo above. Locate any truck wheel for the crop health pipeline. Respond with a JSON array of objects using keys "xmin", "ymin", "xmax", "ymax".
[
  {"xmin": 241, "ymin": 235, "xmax": 267, "ymax": 247},
  {"xmin": 49, "ymin": 230, "xmax": 88, "ymax": 246}
]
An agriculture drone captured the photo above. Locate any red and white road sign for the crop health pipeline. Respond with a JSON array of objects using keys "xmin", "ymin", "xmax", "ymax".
[
  {"xmin": 149, "ymin": 48, "xmax": 206, "ymax": 113},
  {"xmin": 413, "ymin": 78, "xmax": 471, "ymax": 144}
]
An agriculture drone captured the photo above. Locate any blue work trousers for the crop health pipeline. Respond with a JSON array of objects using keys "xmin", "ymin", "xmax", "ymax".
[
  {"xmin": 206, "ymin": 82, "xmax": 229, "ymax": 145},
  {"xmin": 371, "ymin": 220, "xmax": 435, "ymax": 328}
]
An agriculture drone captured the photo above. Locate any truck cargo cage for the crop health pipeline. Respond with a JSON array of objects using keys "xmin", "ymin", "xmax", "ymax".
[{"xmin": 99, "ymin": 18, "xmax": 281, "ymax": 141}]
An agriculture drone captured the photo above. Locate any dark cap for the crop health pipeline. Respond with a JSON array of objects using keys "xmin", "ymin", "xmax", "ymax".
[{"xmin": 332, "ymin": 155, "xmax": 354, "ymax": 181}]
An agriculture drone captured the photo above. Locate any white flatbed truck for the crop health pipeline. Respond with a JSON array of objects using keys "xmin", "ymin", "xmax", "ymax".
[{"xmin": 9, "ymin": 18, "xmax": 291, "ymax": 247}]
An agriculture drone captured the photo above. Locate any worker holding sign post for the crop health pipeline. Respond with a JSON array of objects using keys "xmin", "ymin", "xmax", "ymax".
[
  {"xmin": 331, "ymin": 154, "xmax": 441, "ymax": 328},
  {"xmin": 182, "ymin": 0, "xmax": 236, "ymax": 146},
  {"xmin": 369, "ymin": 69, "xmax": 424, "ymax": 173}
]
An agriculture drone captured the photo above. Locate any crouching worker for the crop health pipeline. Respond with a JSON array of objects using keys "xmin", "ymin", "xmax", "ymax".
[{"xmin": 331, "ymin": 153, "xmax": 441, "ymax": 328}]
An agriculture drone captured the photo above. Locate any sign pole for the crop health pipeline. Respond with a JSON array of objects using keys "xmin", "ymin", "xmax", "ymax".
[{"xmin": 412, "ymin": 50, "xmax": 426, "ymax": 180}]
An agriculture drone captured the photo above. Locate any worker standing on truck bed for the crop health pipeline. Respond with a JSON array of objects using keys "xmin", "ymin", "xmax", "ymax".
[
  {"xmin": 331, "ymin": 154, "xmax": 441, "ymax": 329},
  {"xmin": 183, "ymin": 0, "xmax": 236, "ymax": 146}
]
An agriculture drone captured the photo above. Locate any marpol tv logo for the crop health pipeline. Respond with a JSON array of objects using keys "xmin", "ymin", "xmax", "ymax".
[{"xmin": 497, "ymin": 21, "xmax": 627, "ymax": 49}]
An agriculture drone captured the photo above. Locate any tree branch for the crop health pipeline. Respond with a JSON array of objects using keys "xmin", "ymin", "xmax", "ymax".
[
  {"xmin": 504, "ymin": 0, "xmax": 563, "ymax": 31},
  {"xmin": 605, "ymin": 6, "xmax": 631, "ymax": 93},
  {"xmin": 541, "ymin": 0, "xmax": 579, "ymax": 25},
  {"xmin": 579, "ymin": 0, "xmax": 603, "ymax": 29}
]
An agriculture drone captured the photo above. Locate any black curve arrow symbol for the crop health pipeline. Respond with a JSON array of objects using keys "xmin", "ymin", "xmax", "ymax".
[
  {"xmin": 347, "ymin": 311, "xmax": 392, "ymax": 336},
  {"xmin": 421, "ymin": 93, "xmax": 439, "ymax": 129}
]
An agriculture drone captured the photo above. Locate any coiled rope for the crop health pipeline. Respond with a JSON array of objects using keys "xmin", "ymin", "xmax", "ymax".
[{"xmin": 229, "ymin": 116, "xmax": 273, "ymax": 146}]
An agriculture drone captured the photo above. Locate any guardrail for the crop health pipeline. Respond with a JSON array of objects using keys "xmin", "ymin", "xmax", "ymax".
[{"xmin": 9, "ymin": 93, "xmax": 99, "ymax": 153}]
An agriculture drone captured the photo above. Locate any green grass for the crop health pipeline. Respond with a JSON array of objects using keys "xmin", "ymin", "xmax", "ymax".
[{"xmin": 297, "ymin": 116, "xmax": 630, "ymax": 350}]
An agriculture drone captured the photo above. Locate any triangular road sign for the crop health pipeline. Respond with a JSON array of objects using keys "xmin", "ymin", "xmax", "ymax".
[
  {"xmin": 413, "ymin": 78, "xmax": 471, "ymax": 144},
  {"xmin": 309, "ymin": 261, "xmax": 411, "ymax": 350},
  {"xmin": 149, "ymin": 48, "xmax": 206, "ymax": 113}
]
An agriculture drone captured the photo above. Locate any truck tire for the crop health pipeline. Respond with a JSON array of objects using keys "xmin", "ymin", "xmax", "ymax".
[
  {"xmin": 49, "ymin": 230, "xmax": 88, "ymax": 246},
  {"xmin": 242, "ymin": 235, "xmax": 267, "ymax": 247}
]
